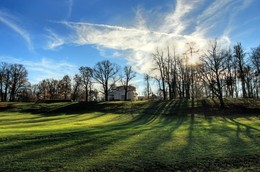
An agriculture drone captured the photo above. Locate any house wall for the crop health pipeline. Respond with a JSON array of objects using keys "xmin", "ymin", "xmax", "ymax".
[
  {"xmin": 114, "ymin": 90, "xmax": 137, "ymax": 101},
  {"xmin": 108, "ymin": 86, "xmax": 138, "ymax": 101}
]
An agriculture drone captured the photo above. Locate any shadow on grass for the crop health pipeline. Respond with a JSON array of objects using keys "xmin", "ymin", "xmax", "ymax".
[
  {"xmin": 12, "ymin": 98, "xmax": 260, "ymax": 118},
  {"xmin": 1, "ymin": 99, "xmax": 260, "ymax": 171},
  {"xmin": 18, "ymin": 101, "xmax": 149, "ymax": 117},
  {"xmin": 0, "ymin": 102, "xmax": 187, "ymax": 171},
  {"xmin": 221, "ymin": 116, "xmax": 260, "ymax": 146}
]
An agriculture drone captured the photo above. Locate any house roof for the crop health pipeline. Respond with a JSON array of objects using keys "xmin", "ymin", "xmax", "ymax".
[{"xmin": 116, "ymin": 85, "xmax": 136, "ymax": 91}]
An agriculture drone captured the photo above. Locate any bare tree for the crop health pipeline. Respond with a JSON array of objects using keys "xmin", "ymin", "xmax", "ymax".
[
  {"xmin": 170, "ymin": 48, "xmax": 178, "ymax": 99},
  {"xmin": 121, "ymin": 66, "xmax": 136, "ymax": 101},
  {"xmin": 176, "ymin": 56, "xmax": 186, "ymax": 98},
  {"xmin": 79, "ymin": 66, "xmax": 93, "ymax": 102},
  {"xmin": 234, "ymin": 43, "xmax": 247, "ymax": 98},
  {"xmin": 200, "ymin": 40, "xmax": 227, "ymax": 108},
  {"xmin": 164, "ymin": 46, "xmax": 178, "ymax": 99},
  {"xmin": 59, "ymin": 75, "xmax": 71, "ymax": 100},
  {"xmin": 71, "ymin": 74, "xmax": 82, "ymax": 101},
  {"xmin": 224, "ymin": 49, "xmax": 236, "ymax": 98},
  {"xmin": 30, "ymin": 84, "xmax": 39, "ymax": 101},
  {"xmin": 16, "ymin": 81, "xmax": 32, "ymax": 102},
  {"xmin": 144, "ymin": 73, "xmax": 151, "ymax": 99},
  {"xmin": 93, "ymin": 60, "xmax": 120, "ymax": 101},
  {"xmin": 38, "ymin": 79, "xmax": 49, "ymax": 100},
  {"xmin": 0, "ymin": 62, "xmax": 9, "ymax": 101},
  {"xmin": 152, "ymin": 48, "xmax": 167, "ymax": 100},
  {"xmin": 0, "ymin": 63, "xmax": 11, "ymax": 101},
  {"xmin": 251, "ymin": 45, "xmax": 260, "ymax": 73},
  {"xmin": 244, "ymin": 65, "xmax": 254, "ymax": 98},
  {"xmin": 9, "ymin": 64, "xmax": 28, "ymax": 102},
  {"xmin": 251, "ymin": 45, "xmax": 260, "ymax": 98},
  {"xmin": 185, "ymin": 42, "xmax": 200, "ymax": 101},
  {"xmin": 48, "ymin": 79, "xmax": 59, "ymax": 99}
]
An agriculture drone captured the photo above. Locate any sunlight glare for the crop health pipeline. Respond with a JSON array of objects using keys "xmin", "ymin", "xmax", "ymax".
[{"xmin": 188, "ymin": 56, "xmax": 199, "ymax": 66}]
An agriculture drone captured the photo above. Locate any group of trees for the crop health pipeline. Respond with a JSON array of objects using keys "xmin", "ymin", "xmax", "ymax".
[
  {"xmin": 0, "ymin": 60, "xmax": 136, "ymax": 102},
  {"xmin": 32, "ymin": 75, "xmax": 73, "ymax": 101},
  {"xmin": 1, "ymin": 40, "xmax": 259, "ymax": 106},
  {"xmin": 0, "ymin": 63, "xmax": 29, "ymax": 102},
  {"xmin": 146, "ymin": 40, "xmax": 259, "ymax": 108}
]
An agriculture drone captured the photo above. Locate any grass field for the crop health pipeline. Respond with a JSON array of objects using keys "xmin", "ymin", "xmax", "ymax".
[{"xmin": 0, "ymin": 99, "xmax": 259, "ymax": 171}]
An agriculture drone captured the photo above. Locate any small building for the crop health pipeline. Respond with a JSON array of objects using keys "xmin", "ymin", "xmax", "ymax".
[{"xmin": 108, "ymin": 85, "xmax": 138, "ymax": 101}]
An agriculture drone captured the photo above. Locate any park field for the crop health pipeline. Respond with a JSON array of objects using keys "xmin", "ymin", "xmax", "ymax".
[{"xmin": 0, "ymin": 99, "xmax": 259, "ymax": 171}]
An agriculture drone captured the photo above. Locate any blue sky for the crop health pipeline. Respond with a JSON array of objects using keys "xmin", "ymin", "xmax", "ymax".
[{"xmin": 0, "ymin": 0, "xmax": 260, "ymax": 94}]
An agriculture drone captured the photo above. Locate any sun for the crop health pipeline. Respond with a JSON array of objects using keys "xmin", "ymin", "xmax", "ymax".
[{"xmin": 188, "ymin": 56, "xmax": 199, "ymax": 66}]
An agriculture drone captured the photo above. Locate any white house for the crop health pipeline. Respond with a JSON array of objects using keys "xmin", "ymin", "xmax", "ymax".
[{"xmin": 108, "ymin": 85, "xmax": 138, "ymax": 101}]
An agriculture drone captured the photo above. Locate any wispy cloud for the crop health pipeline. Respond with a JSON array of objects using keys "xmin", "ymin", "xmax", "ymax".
[
  {"xmin": 66, "ymin": 0, "xmax": 73, "ymax": 19},
  {"xmin": 63, "ymin": 21, "xmax": 209, "ymax": 53},
  {"xmin": 223, "ymin": 0, "xmax": 253, "ymax": 36},
  {"xmin": 0, "ymin": 10, "xmax": 33, "ymax": 51},
  {"xmin": 45, "ymin": 29, "xmax": 65, "ymax": 50},
  {"xmin": 194, "ymin": 0, "xmax": 252, "ymax": 37},
  {"xmin": 160, "ymin": 0, "xmax": 203, "ymax": 35}
]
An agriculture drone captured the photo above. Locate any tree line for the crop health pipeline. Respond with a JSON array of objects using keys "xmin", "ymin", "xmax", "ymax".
[
  {"xmin": 0, "ymin": 60, "xmax": 136, "ymax": 102},
  {"xmin": 0, "ymin": 40, "xmax": 259, "ymax": 106}
]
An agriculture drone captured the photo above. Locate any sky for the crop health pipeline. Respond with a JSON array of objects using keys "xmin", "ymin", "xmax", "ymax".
[{"xmin": 0, "ymin": 0, "xmax": 259, "ymax": 95}]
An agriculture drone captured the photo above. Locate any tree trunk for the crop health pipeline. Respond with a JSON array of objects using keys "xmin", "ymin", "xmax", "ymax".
[
  {"xmin": 186, "ymin": 82, "xmax": 190, "ymax": 100},
  {"xmin": 168, "ymin": 83, "xmax": 172, "ymax": 99},
  {"xmin": 219, "ymin": 94, "xmax": 225, "ymax": 108},
  {"xmin": 10, "ymin": 84, "xmax": 16, "ymax": 102},
  {"xmin": 216, "ymin": 75, "xmax": 225, "ymax": 108},
  {"xmin": 172, "ymin": 73, "xmax": 177, "ymax": 98},
  {"xmin": 241, "ymin": 77, "xmax": 247, "ymax": 98},
  {"xmin": 4, "ymin": 83, "xmax": 8, "ymax": 101},
  {"xmin": 162, "ymin": 78, "xmax": 166, "ymax": 100},
  {"xmin": 124, "ymin": 88, "xmax": 128, "ymax": 101},
  {"xmin": 0, "ymin": 82, "xmax": 3, "ymax": 102},
  {"xmin": 105, "ymin": 81, "xmax": 108, "ymax": 101},
  {"xmin": 85, "ymin": 87, "xmax": 89, "ymax": 102}
]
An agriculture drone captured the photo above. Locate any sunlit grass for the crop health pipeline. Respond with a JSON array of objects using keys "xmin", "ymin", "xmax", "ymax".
[{"xmin": 0, "ymin": 100, "xmax": 259, "ymax": 171}]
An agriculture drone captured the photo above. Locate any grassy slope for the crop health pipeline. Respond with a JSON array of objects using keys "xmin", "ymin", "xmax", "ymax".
[{"xmin": 0, "ymin": 99, "xmax": 259, "ymax": 171}]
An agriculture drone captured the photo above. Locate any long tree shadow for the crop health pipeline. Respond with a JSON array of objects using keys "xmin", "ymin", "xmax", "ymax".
[
  {"xmin": 178, "ymin": 99, "xmax": 195, "ymax": 164},
  {"xmin": 222, "ymin": 116, "xmax": 260, "ymax": 145},
  {"xmin": 121, "ymin": 99, "xmax": 189, "ymax": 127},
  {"xmin": 19, "ymin": 102, "xmax": 136, "ymax": 116}
]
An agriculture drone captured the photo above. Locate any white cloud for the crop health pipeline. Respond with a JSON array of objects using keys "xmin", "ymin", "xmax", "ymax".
[
  {"xmin": 52, "ymin": 0, "xmax": 252, "ymax": 76},
  {"xmin": 61, "ymin": 21, "xmax": 208, "ymax": 74},
  {"xmin": 0, "ymin": 10, "xmax": 33, "ymax": 51}
]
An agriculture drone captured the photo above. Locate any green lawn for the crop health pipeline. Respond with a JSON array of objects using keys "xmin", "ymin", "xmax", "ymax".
[{"xmin": 0, "ymin": 99, "xmax": 259, "ymax": 171}]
